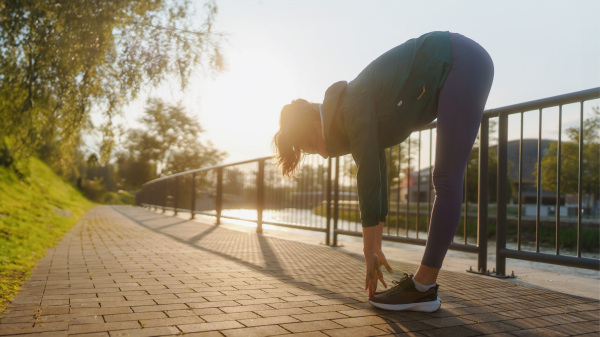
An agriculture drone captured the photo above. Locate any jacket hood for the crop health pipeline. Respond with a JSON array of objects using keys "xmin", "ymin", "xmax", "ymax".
[{"xmin": 321, "ymin": 81, "xmax": 348, "ymax": 157}]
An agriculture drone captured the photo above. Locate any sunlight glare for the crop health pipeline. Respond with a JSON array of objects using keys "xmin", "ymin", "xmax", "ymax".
[{"xmin": 201, "ymin": 48, "xmax": 299, "ymax": 160}]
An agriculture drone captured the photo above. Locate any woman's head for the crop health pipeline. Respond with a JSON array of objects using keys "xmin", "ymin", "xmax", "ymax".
[{"xmin": 273, "ymin": 99, "xmax": 320, "ymax": 178}]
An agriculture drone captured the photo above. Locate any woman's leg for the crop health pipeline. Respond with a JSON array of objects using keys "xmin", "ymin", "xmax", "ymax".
[{"xmin": 417, "ymin": 33, "xmax": 494, "ymax": 279}]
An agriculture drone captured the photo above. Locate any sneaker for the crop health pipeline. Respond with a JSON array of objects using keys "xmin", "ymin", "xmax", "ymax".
[{"xmin": 368, "ymin": 274, "xmax": 441, "ymax": 312}]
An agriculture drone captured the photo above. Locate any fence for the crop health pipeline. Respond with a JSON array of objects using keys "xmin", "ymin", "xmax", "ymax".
[{"xmin": 137, "ymin": 87, "xmax": 600, "ymax": 276}]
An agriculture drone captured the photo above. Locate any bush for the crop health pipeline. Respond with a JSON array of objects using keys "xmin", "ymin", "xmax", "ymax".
[
  {"xmin": 103, "ymin": 190, "xmax": 135, "ymax": 205},
  {"xmin": 80, "ymin": 178, "xmax": 108, "ymax": 203}
]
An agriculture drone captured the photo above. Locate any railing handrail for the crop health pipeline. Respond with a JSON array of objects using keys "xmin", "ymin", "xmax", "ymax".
[
  {"xmin": 483, "ymin": 87, "xmax": 600, "ymax": 117},
  {"xmin": 137, "ymin": 86, "xmax": 600, "ymax": 273},
  {"xmin": 142, "ymin": 155, "xmax": 273, "ymax": 186},
  {"xmin": 413, "ymin": 87, "xmax": 600, "ymax": 131},
  {"xmin": 144, "ymin": 87, "xmax": 600, "ymax": 186}
]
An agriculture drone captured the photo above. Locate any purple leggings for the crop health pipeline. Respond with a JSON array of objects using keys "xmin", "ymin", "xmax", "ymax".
[{"xmin": 421, "ymin": 33, "xmax": 494, "ymax": 269}]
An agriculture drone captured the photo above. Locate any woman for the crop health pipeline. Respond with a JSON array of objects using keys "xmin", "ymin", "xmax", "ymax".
[{"xmin": 273, "ymin": 31, "xmax": 494, "ymax": 312}]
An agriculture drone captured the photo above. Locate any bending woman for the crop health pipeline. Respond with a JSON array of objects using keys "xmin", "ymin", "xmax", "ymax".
[{"xmin": 273, "ymin": 31, "xmax": 493, "ymax": 312}]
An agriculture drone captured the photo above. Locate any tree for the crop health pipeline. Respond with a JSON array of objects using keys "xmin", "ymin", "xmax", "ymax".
[
  {"xmin": 0, "ymin": 0, "xmax": 223, "ymax": 175},
  {"xmin": 538, "ymin": 108, "xmax": 599, "ymax": 199},
  {"xmin": 463, "ymin": 119, "xmax": 517, "ymax": 204},
  {"xmin": 117, "ymin": 98, "xmax": 226, "ymax": 190}
]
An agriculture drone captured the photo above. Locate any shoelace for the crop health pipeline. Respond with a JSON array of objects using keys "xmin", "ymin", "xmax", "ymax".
[{"xmin": 389, "ymin": 274, "xmax": 415, "ymax": 294}]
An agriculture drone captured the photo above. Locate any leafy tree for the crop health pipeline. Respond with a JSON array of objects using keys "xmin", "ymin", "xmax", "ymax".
[
  {"xmin": 463, "ymin": 119, "xmax": 518, "ymax": 204},
  {"xmin": 0, "ymin": 0, "xmax": 223, "ymax": 175},
  {"xmin": 117, "ymin": 98, "xmax": 226, "ymax": 190},
  {"xmin": 224, "ymin": 168, "xmax": 245, "ymax": 195},
  {"xmin": 296, "ymin": 164, "xmax": 327, "ymax": 191},
  {"xmin": 538, "ymin": 108, "xmax": 599, "ymax": 199}
]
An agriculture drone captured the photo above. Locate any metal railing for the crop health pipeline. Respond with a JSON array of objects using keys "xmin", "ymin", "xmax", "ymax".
[{"xmin": 137, "ymin": 87, "xmax": 600, "ymax": 275}]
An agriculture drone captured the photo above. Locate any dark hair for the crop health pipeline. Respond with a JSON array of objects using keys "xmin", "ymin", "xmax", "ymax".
[{"xmin": 273, "ymin": 99, "xmax": 319, "ymax": 178}]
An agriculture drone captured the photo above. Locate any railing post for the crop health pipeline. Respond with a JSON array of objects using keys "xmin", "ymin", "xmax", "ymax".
[
  {"xmin": 156, "ymin": 183, "xmax": 159, "ymax": 211},
  {"xmin": 216, "ymin": 168, "xmax": 223, "ymax": 225},
  {"xmin": 150, "ymin": 185, "xmax": 154, "ymax": 210},
  {"xmin": 496, "ymin": 113, "xmax": 509, "ymax": 276},
  {"xmin": 577, "ymin": 101, "xmax": 584, "ymax": 258},
  {"xmin": 477, "ymin": 117, "xmax": 489, "ymax": 274},
  {"xmin": 174, "ymin": 176, "xmax": 179, "ymax": 216},
  {"xmin": 190, "ymin": 173, "xmax": 196, "ymax": 219},
  {"xmin": 326, "ymin": 157, "xmax": 332, "ymax": 246},
  {"xmin": 256, "ymin": 159, "xmax": 265, "ymax": 234},
  {"xmin": 333, "ymin": 157, "xmax": 340, "ymax": 247},
  {"xmin": 162, "ymin": 180, "xmax": 167, "ymax": 214}
]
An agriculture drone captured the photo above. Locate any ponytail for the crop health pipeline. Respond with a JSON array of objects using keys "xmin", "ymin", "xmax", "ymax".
[{"xmin": 273, "ymin": 99, "xmax": 319, "ymax": 178}]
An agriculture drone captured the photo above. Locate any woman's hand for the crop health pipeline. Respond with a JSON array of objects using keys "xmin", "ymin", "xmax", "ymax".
[
  {"xmin": 375, "ymin": 249, "xmax": 393, "ymax": 275},
  {"xmin": 364, "ymin": 250, "xmax": 386, "ymax": 297},
  {"xmin": 363, "ymin": 222, "xmax": 393, "ymax": 297},
  {"xmin": 364, "ymin": 250, "xmax": 393, "ymax": 297}
]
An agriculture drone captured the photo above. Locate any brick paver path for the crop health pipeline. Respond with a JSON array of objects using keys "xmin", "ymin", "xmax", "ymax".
[{"xmin": 1, "ymin": 206, "xmax": 598, "ymax": 336}]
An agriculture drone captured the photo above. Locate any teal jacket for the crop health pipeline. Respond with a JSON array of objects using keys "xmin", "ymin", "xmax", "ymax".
[{"xmin": 321, "ymin": 31, "xmax": 452, "ymax": 228}]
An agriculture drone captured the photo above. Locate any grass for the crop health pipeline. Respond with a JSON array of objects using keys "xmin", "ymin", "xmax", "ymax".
[{"xmin": 0, "ymin": 158, "xmax": 95, "ymax": 315}]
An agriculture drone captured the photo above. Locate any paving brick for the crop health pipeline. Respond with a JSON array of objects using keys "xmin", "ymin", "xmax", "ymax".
[
  {"xmin": 279, "ymin": 295, "xmax": 328, "ymax": 302},
  {"xmin": 504, "ymin": 316, "xmax": 557, "ymax": 329},
  {"xmin": 463, "ymin": 321, "xmax": 521, "ymax": 334},
  {"xmin": 253, "ymin": 307, "xmax": 310, "ymax": 318},
  {"xmin": 496, "ymin": 309, "xmax": 541, "ymax": 319},
  {"xmin": 200, "ymin": 311, "xmax": 260, "ymax": 322},
  {"xmin": 108, "ymin": 326, "xmax": 180, "ymax": 336},
  {"xmin": 187, "ymin": 300, "xmax": 238, "ymax": 309},
  {"xmin": 68, "ymin": 322, "xmax": 141, "ymax": 335},
  {"xmin": 130, "ymin": 303, "xmax": 189, "ymax": 313},
  {"xmin": 288, "ymin": 333, "xmax": 339, "ymax": 337},
  {"xmin": 172, "ymin": 332, "xmax": 222, "ymax": 337},
  {"xmin": 281, "ymin": 320, "xmax": 344, "ymax": 333},
  {"xmin": 99, "ymin": 300, "xmax": 156, "ymax": 308},
  {"xmin": 221, "ymin": 325, "xmax": 289, "ymax": 337},
  {"xmin": 178, "ymin": 321, "xmax": 244, "ymax": 333},
  {"xmin": 332, "ymin": 315, "xmax": 389, "ymax": 328},
  {"xmin": 418, "ymin": 326, "xmax": 480, "ymax": 337},
  {"xmin": 70, "ymin": 307, "xmax": 133, "ymax": 316},
  {"xmin": 0, "ymin": 322, "xmax": 68, "ymax": 336},
  {"xmin": 312, "ymin": 299, "xmax": 361, "ymax": 306},
  {"xmin": 510, "ymin": 327, "xmax": 569, "ymax": 336},
  {"xmin": 374, "ymin": 321, "xmax": 436, "ymax": 334},
  {"xmin": 539, "ymin": 313, "xmax": 588, "ymax": 325},
  {"xmin": 322, "ymin": 325, "xmax": 385, "ymax": 337},
  {"xmin": 234, "ymin": 298, "xmax": 284, "ymax": 306},
  {"xmin": 0, "ymin": 332, "xmax": 69, "ymax": 337},
  {"xmin": 216, "ymin": 304, "xmax": 270, "ymax": 314},
  {"xmin": 459, "ymin": 312, "xmax": 508, "ymax": 323},
  {"xmin": 103, "ymin": 311, "xmax": 167, "ymax": 323},
  {"xmin": 337, "ymin": 309, "xmax": 378, "ymax": 317},
  {"xmin": 291, "ymin": 312, "xmax": 348, "ymax": 322},
  {"xmin": 268, "ymin": 301, "xmax": 319, "ymax": 309},
  {"xmin": 0, "ymin": 315, "xmax": 36, "ymax": 324},
  {"xmin": 69, "ymin": 332, "xmax": 109, "ymax": 337},
  {"xmin": 237, "ymin": 315, "xmax": 299, "ymax": 327},
  {"xmin": 421, "ymin": 315, "xmax": 476, "ymax": 328},
  {"xmin": 39, "ymin": 314, "xmax": 105, "ymax": 325},
  {"xmin": 570, "ymin": 310, "xmax": 600, "ymax": 321},
  {"xmin": 549, "ymin": 321, "xmax": 600, "ymax": 335}
]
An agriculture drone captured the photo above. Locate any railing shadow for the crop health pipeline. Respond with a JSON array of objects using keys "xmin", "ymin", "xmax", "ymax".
[{"xmin": 110, "ymin": 205, "xmax": 433, "ymax": 320}]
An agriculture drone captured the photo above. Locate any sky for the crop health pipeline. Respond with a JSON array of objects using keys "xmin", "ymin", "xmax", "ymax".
[{"xmin": 114, "ymin": 0, "xmax": 600, "ymax": 165}]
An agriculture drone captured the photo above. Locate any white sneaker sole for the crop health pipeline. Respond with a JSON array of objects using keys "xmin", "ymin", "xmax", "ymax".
[{"xmin": 369, "ymin": 297, "xmax": 441, "ymax": 312}]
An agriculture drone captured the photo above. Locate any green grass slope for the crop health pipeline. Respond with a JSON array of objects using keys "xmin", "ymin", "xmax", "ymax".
[{"xmin": 0, "ymin": 158, "xmax": 94, "ymax": 314}]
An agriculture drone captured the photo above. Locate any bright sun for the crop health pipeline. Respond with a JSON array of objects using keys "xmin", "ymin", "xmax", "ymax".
[{"xmin": 199, "ymin": 48, "xmax": 299, "ymax": 161}]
